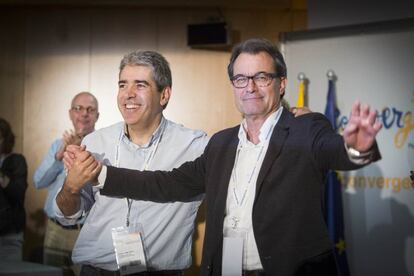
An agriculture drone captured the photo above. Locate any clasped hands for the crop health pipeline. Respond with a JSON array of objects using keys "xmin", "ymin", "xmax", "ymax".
[{"xmin": 63, "ymin": 145, "xmax": 102, "ymax": 194}]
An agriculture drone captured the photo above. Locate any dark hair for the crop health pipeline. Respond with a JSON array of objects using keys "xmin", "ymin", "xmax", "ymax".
[
  {"xmin": 0, "ymin": 118, "xmax": 15, "ymax": 154},
  {"xmin": 120, "ymin": 50, "xmax": 172, "ymax": 92},
  {"xmin": 227, "ymin": 38, "xmax": 287, "ymax": 79}
]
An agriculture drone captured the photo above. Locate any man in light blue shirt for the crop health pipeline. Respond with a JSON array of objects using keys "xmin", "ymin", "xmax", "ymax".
[
  {"xmin": 33, "ymin": 91, "xmax": 99, "ymax": 274},
  {"xmin": 55, "ymin": 51, "xmax": 208, "ymax": 275}
]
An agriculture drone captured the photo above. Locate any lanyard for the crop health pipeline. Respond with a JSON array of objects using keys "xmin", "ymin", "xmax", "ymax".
[
  {"xmin": 115, "ymin": 123, "xmax": 165, "ymax": 227},
  {"xmin": 231, "ymin": 145, "xmax": 265, "ymax": 206},
  {"xmin": 231, "ymin": 118, "xmax": 276, "ymax": 207}
]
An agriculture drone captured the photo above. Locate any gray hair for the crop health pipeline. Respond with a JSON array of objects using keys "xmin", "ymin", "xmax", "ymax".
[{"xmin": 119, "ymin": 50, "xmax": 172, "ymax": 92}]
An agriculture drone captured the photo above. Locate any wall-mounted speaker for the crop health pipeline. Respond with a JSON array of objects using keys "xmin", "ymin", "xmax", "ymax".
[{"xmin": 187, "ymin": 22, "xmax": 231, "ymax": 49}]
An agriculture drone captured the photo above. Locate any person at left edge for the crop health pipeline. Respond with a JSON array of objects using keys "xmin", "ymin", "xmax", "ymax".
[
  {"xmin": 33, "ymin": 92, "xmax": 99, "ymax": 274},
  {"xmin": 0, "ymin": 118, "xmax": 28, "ymax": 262}
]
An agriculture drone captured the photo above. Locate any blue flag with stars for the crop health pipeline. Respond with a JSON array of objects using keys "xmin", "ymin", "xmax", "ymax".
[{"xmin": 324, "ymin": 77, "xmax": 350, "ymax": 276}]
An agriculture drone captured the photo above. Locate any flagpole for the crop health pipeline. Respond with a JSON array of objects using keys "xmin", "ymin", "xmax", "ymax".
[
  {"xmin": 296, "ymin": 72, "xmax": 306, "ymax": 107},
  {"xmin": 324, "ymin": 69, "xmax": 350, "ymax": 276},
  {"xmin": 327, "ymin": 69, "xmax": 335, "ymax": 81},
  {"xmin": 298, "ymin": 72, "xmax": 306, "ymax": 81}
]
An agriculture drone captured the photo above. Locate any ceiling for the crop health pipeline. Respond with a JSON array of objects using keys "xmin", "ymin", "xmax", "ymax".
[{"xmin": 0, "ymin": 0, "xmax": 297, "ymax": 10}]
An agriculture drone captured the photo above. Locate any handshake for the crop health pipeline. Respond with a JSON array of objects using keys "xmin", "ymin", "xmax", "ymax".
[{"xmin": 63, "ymin": 145, "xmax": 102, "ymax": 193}]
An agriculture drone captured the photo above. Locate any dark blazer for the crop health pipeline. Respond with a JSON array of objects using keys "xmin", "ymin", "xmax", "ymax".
[
  {"xmin": 0, "ymin": 153, "xmax": 28, "ymax": 235},
  {"xmin": 102, "ymin": 109, "xmax": 381, "ymax": 276}
]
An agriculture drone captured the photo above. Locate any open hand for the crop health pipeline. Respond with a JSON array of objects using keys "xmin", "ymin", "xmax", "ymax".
[{"xmin": 343, "ymin": 101, "xmax": 382, "ymax": 152}]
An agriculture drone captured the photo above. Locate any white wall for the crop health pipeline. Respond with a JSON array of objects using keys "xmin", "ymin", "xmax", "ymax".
[{"xmin": 282, "ymin": 25, "xmax": 414, "ymax": 276}]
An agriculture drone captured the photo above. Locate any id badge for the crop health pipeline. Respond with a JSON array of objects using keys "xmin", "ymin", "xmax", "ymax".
[
  {"xmin": 111, "ymin": 223, "xmax": 147, "ymax": 275},
  {"xmin": 222, "ymin": 227, "xmax": 247, "ymax": 276}
]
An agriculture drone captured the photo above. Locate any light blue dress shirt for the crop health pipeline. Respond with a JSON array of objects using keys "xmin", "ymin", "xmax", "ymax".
[
  {"xmin": 33, "ymin": 139, "xmax": 65, "ymax": 218},
  {"xmin": 54, "ymin": 117, "xmax": 209, "ymax": 271}
]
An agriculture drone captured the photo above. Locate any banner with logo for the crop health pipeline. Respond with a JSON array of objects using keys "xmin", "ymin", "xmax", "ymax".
[{"xmin": 282, "ymin": 22, "xmax": 414, "ymax": 276}]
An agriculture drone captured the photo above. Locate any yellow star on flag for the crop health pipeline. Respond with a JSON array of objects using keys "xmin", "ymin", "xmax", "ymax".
[{"xmin": 335, "ymin": 239, "xmax": 346, "ymax": 255}]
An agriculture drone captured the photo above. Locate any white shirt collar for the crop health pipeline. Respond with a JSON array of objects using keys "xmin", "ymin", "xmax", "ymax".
[
  {"xmin": 122, "ymin": 116, "xmax": 166, "ymax": 148},
  {"xmin": 238, "ymin": 106, "xmax": 284, "ymax": 146}
]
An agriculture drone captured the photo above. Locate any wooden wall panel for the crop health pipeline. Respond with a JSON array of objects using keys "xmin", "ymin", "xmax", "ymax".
[
  {"xmin": 88, "ymin": 9, "xmax": 159, "ymax": 129},
  {"xmin": 0, "ymin": 10, "xmax": 25, "ymax": 153},
  {"xmin": 23, "ymin": 9, "xmax": 92, "ymax": 234}
]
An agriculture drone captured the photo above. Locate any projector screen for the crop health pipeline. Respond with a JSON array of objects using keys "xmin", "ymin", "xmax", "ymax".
[{"xmin": 281, "ymin": 19, "xmax": 414, "ymax": 276}]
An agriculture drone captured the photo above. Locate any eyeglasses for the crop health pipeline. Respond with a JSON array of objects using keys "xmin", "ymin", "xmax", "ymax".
[
  {"xmin": 71, "ymin": 105, "xmax": 97, "ymax": 114},
  {"xmin": 230, "ymin": 72, "xmax": 278, "ymax": 88}
]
